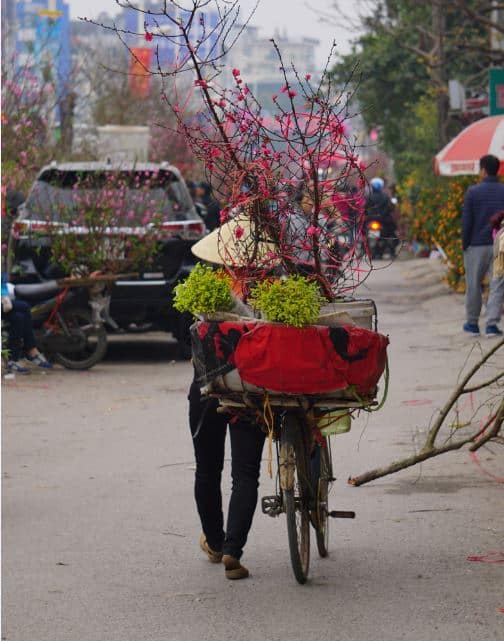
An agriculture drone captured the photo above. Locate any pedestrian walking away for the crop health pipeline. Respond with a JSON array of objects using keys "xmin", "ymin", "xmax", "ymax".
[
  {"xmin": 462, "ymin": 154, "xmax": 504, "ymax": 337},
  {"xmin": 188, "ymin": 380, "xmax": 265, "ymax": 580},
  {"xmin": 186, "ymin": 226, "xmax": 266, "ymax": 580}
]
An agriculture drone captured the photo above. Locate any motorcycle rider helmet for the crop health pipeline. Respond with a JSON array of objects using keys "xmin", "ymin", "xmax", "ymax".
[{"xmin": 370, "ymin": 177, "xmax": 385, "ymax": 192}]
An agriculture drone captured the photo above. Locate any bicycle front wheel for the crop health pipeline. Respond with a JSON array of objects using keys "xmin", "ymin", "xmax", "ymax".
[
  {"xmin": 280, "ymin": 412, "xmax": 311, "ymax": 584},
  {"xmin": 315, "ymin": 439, "xmax": 332, "ymax": 558}
]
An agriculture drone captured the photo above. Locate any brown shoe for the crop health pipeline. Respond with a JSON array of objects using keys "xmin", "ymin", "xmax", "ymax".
[
  {"xmin": 222, "ymin": 554, "xmax": 250, "ymax": 580},
  {"xmin": 199, "ymin": 534, "xmax": 223, "ymax": 564}
]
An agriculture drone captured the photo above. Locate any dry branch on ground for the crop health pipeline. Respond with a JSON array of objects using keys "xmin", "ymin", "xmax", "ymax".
[{"xmin": 349, "ymin": 337, "xmax": 504, "ymax": 486}]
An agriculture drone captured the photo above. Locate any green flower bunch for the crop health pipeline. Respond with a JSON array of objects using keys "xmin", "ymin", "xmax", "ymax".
[
  {"xmin": 250, "ymin": 275, "xmax": 325, "ymax": 328},
  {"xmin": 173, "ymin": 263, "xmax": 234, "ymax": 316}
]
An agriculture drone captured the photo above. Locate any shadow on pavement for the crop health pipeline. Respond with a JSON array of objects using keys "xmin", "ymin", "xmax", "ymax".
[{"xmin": 104, "ymin": 334, "xmax": 186, "ymax": 364}]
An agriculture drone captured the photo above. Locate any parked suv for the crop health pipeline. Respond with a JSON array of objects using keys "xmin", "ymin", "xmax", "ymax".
[{"xmin": 8, "ymin": 161, "xmax": 206, "ymax": 354}]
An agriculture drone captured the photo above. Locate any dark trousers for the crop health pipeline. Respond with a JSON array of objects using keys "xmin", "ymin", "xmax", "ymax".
[
  {"xmin": 189, "ymin": 380, "xmax": 265, "ymax": 559},
  {"xmin": 5, "ymin": 300, "xmax": 36, "ymax": 361}
]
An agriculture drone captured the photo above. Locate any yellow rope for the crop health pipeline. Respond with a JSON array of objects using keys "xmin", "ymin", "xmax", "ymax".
[{"xmin": 263, "ymin": 392, "xmax": 274, "ymax": 479}]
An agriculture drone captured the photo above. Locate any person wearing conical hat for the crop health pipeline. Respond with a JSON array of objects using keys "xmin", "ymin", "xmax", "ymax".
[{"xmin": 188, "ymin": 213, "xmax": 265, "ymax": 580}]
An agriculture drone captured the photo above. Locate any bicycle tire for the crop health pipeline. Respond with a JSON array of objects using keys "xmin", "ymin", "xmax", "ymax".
[
  {"xmin": 315, "ymin": 440, "xmax": 332, "ymax": 558},
  {"xmin": 281, "ymin": 412, "xmax": 311, "ymax": 584}
]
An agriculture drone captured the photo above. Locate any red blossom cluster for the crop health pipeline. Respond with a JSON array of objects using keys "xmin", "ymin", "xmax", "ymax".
[
  {"xmin": 167, "ymin": 60, "xmax": 367, "ymax": 298},
  {"xmin": 109, "ymin": 1, "xmax": 370, "ymax": 299}
]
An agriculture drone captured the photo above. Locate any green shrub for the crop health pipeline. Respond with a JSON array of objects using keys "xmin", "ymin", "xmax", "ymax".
[
  {"xmin": 173, "ymin": 263, "xmax": 234, "ymax": 316},
  {"xmin": 250, "ymin": 275, "xmax": 325, "ymax": 327}
]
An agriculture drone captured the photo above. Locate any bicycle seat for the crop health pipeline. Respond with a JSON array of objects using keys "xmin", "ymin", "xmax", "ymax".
[{"xmin": 14, "ymin": 280, "xmax": 61, "ymax": 302}]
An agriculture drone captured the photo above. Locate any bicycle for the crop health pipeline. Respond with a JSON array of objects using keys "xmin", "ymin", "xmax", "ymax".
[
  {"xmin": 260, "ymin": 407, "xmax": 355, "ymax": 584},
  {"xmin": 192, "ymin": 312, "xmax": 386, "ymax": 584}
]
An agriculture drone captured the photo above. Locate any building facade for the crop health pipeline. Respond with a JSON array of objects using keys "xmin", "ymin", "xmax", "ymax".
[{"xmin": 14, "ymin": 0, "xmax": 71, "ymax": 92}]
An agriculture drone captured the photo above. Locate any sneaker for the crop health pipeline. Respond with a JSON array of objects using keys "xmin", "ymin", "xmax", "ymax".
[
  {"xmin": 199, "ymin": 534, "xmax": 223, "ymax": 564},
  {"xmin": 463, "ymin": 322, "xmax": 480, "ymax": 335},
  {"xmin": 7, "ymin": 361, "xmax": 31, "ymax": 375},
  {"xmin": 485, "ymin": 325, "xmax": 503, "ymax": 337},
  {"xmin": 26, "ymin": 353, "xmax": 52, "ymax": 369},
  {"xmin": 222, "ymin": 554, "xmax": 250, "ymax": 580}
]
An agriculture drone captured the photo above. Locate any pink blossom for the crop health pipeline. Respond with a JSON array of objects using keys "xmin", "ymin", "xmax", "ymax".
[
  {"xmin": 234, "ymin": 226, "xmax": 244, "ymax": 239},
  {"xmin": 232, "ymin": 68, "xmax": 240, "ymax": 77},
  {"xmin": 145, "ymin": 32, "xmax": 153, "ymax": 41},
  {"xmin": 194, "ymin": 79, "xmax": 208, "ymax": 89},
  {"xmin": 272, "ymin": 94, "xmax": 278, "ymax": 101},
  {"xmin": 288, "ymin": 90, "xmax": 298, "ymax": 98},
  {"xmin": 242, "ymin": 86, "xmax": 249, "ymax": 95},
  {"xmin": 305, "ymin": 73, "xmax": 312, "ymax": 81},
  {"xmin": 307, "ymin": 226, "xmax": 319, "ymax": 236},
  {"xmin": 281, "ymin": 85, "xmax": 289, "ymax": 94}
]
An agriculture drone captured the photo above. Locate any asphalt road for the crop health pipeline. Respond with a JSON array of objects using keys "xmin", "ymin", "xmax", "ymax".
[{"xmin": 2, "ymin": 258, "xmax": 503, "ymax": 641}]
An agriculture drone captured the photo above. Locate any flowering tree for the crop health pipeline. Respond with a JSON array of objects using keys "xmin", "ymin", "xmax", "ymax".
[
  {"xmin": 1, "ymin": 58, "xmax": 53, "ymax": 203},
  {"xmin": 30, "ymin": 169, "xmax": 174, "ymax": 276},
  {"xmin": 399, "ymin": 175, "xmax": 477, "ymax": 291},
  {"xmin": 96, "ymin": 0, "xmax": 370, "ymax": 300}
]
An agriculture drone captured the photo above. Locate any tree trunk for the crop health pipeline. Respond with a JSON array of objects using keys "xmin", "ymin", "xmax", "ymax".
[{"xmin": 432, "ymin": 0, "xmax": 449, "ymax": 147}]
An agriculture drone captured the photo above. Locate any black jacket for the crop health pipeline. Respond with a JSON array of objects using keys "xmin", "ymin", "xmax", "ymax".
[{"xmin": 365, "ymin": 191, "xmax": 395, "ymax": 234}]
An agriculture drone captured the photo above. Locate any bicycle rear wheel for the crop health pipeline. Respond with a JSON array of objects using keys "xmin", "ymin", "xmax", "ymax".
[
  {"xmin": 315, "ymin": 439, "xmax": 332, "ymax": 557},
  {"xmin": 280, "ymin": 412, "xmax": 311, "ymax": 584}
]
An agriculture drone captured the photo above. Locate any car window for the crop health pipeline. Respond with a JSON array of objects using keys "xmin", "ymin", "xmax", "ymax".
[{"xmin": 24, "ymin": 169, "xmax": 194, "ymax": 223}]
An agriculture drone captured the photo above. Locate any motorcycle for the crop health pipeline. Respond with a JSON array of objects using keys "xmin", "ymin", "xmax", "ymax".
[
  {"xmin": 366, "ymin": 218, "xmax": 384, "ymax": 259},
  {"xmin": 366, "ymin": 218, "xmax": 398, "ymax": 260},
  {"xmin": 3, "ymin": 280, "xmax": 109, "ymax": 370}
]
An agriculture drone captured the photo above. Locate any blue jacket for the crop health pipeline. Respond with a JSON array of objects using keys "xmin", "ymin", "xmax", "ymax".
[
  {"xmin": 1, "ymin": 272, "xmax": 9, "ymax": 298},
  {"xmin": 462, "ymin": 176, "xmax": 504, "ymax": 250}
]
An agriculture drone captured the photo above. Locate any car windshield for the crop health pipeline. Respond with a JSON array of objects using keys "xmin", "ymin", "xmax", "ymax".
[{"xmin": 24, "ymin": 169, "xmax": 194, "ymax": 223}]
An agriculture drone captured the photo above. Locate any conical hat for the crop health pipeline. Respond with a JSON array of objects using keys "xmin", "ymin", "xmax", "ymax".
[{"xmin": 191, "ymin": 214, "xmax": 277, "ymax": 266}]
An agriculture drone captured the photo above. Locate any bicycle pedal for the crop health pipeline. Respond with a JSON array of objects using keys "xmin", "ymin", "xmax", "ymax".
[
  {"xmin": 329, "ymin": 510, "xmax": 356, "ymax": 519},
  {"xmin": 261, "ymin": 495, "xmax": 283, "ymax": 517}
]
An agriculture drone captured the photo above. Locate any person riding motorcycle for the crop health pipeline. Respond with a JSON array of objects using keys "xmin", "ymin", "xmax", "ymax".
[{"xmin": 365, "ymin": 178, "xmax": 398, "ymax": 256}]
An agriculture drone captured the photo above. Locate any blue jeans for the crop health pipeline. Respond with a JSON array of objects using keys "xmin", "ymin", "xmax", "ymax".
[{"xmin": 5, "ymin": 300, "xmax": 37, "ymax": 361}]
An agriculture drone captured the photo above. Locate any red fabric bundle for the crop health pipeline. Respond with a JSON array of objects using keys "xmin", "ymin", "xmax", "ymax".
[{"xmin": 232, "ymin": 323, "xmax": 388, "ymax": 395}]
